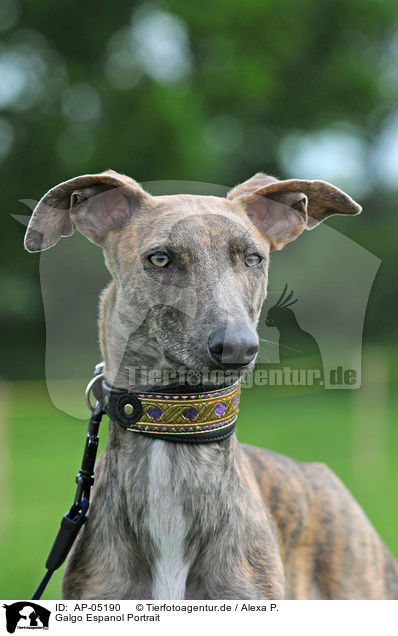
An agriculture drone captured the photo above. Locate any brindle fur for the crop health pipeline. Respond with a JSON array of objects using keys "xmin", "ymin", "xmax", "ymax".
[{"xmin": 24, "ymin": 171, "xmax": 398, "ymax": 599}]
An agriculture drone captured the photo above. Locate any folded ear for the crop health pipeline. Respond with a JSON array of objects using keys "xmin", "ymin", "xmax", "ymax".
[
  {"xmin": 24, "ymin": 169, "xmax": 148, "ymax": 252},
  {"xmin": 228, "ymin": 173, "xmax": 362, "ymax": 250}
]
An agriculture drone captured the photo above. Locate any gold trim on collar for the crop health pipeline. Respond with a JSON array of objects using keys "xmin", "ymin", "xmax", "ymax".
[{"xmin": 125, "ymin": 381, "xmax": 241, "ymax": 435}]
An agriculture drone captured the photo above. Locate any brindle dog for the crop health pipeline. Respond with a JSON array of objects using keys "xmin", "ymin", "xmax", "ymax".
[{"xmin": 24, "ymin": 171, "xmax": 398, "ymax": 599}]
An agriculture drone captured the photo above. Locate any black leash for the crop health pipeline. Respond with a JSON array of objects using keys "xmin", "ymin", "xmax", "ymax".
[{"xmin": 31, "ymin": 402, "xmax": 103, "ymax": 600}]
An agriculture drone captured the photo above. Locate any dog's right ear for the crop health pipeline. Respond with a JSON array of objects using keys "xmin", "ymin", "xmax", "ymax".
[{"xmin": 24, "ymin": 170, "xmax": 148, "ymax": 252}]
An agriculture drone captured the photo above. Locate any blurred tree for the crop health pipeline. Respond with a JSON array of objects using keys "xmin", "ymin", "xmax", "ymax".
[{"xmin": 1, "ymin": 0, "xmax": 398, "ymax": 378}]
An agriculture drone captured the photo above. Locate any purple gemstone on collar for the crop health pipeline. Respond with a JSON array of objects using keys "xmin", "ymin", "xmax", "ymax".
[
  {"xmin": 234, "ymin": 395, "xmax": 239, "ymax": 407},
  {"xmin": 215, "ymin": 403, "xmax": 226, "ymax": 417},
  {"xmin": 182, "ymin": 406, "xmax": 198, "ymax": 421},
  {"xmin": 147, "ymin": 406, "xmax": 163, "ymax": 420}
]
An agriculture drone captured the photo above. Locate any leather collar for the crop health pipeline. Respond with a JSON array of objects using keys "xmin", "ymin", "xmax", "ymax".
[{"xmin": 98, "ymin": 375, "xmax": 241, "ymax": 444}]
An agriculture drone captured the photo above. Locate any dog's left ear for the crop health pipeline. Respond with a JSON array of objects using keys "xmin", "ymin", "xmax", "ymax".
[
  {"xmin": 228, "ymin": 173, "xmax": 362, "ymax": 250},
  {"xmin": 24, "ymin": 170, "xmax": 149, "ymax": 252}
]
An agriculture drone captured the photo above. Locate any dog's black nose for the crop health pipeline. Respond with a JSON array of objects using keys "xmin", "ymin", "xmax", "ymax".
[{"xmin": 208, "ymin": 326, "xmax": 259, "ymax": 367}]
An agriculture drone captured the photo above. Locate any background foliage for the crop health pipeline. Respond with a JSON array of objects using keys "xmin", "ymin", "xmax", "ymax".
[
  {"xmin": 1, "ymin": 0, "xmax": 398, "ymax": 598},
  {"xmin": 1, "ymin": 0, "xmax": 398, "ymax": 375}
]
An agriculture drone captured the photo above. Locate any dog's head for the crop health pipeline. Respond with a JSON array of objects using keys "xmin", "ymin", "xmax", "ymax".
[{"xmin": 24, "ymin": 170, "xmax": 361, "ymax": 384}]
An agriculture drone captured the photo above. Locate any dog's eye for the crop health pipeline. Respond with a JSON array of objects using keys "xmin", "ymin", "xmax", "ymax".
[
  {"xmin": 149, "ymin": 252, "xmax": 170, "ymax": 267},
  {"xmin": 245, "ymin": 253, "xmax": 262, "ymax": 267}
]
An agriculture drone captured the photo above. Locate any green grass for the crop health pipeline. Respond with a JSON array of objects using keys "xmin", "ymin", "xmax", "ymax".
[{"xmin": 1, "ymin": 374, "xmax": 397, "ymax": 600}]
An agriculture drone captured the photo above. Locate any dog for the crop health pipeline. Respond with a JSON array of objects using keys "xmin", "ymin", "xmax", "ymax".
[{"xmin": 24, "ymin": 170, "xmax": 398, "ymax": 599}]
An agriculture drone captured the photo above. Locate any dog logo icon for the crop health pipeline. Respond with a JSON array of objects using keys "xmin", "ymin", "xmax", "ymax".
[{"xmin": 2, "ymin": 602, "xmax": 50, "ymax": 633}]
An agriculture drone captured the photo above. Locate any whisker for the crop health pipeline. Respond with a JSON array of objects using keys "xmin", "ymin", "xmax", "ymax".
[
  {"xmin": 259, "ymin": 337, "xmax": 279, "ymax": 346},
  {"xmin": 260, "ymin": 338, "xmax": 300, "ymax": 353}
]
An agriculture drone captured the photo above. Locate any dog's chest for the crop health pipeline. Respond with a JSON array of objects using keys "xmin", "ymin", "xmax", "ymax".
[{"xmin": 145, "ymin": 441, "xmax": 190, "ymax": 600}]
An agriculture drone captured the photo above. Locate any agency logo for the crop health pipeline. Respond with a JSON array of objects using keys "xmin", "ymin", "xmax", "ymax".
[{"xmin": 2, "ymin": 603, "xmax": 50, "ymax": 634}]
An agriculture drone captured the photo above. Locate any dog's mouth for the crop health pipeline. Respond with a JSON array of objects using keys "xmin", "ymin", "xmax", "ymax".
[{"xmin": 161, "ymin": 347, "xmax": 255, "ymax": 389}]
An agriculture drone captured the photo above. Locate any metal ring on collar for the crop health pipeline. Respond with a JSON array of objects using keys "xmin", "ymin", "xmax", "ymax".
[{"xmin": 85, "ymin": 373, "xmax": 104, "ymax": 412}]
